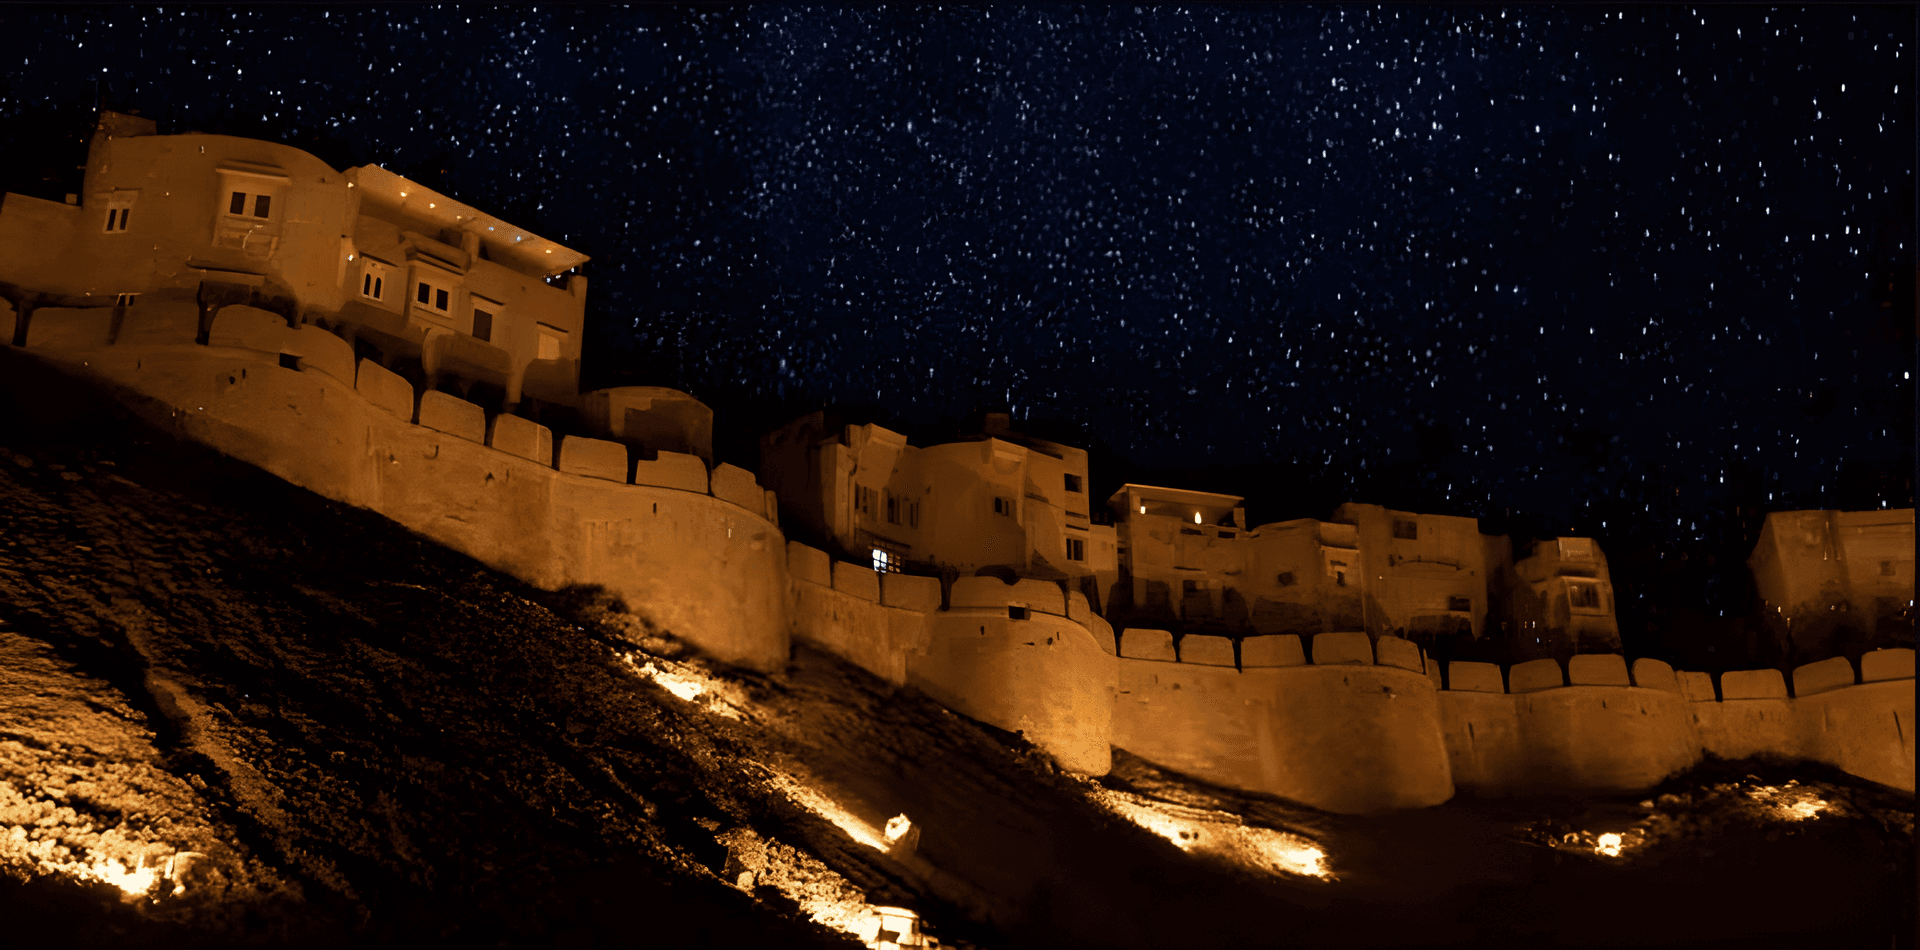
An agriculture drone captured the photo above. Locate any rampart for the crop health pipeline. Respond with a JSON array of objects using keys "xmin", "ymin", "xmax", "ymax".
[
  {"xmin": 5, "ymin": 296, "xmax": 1912, "ymax": 814},
  {"xmin": 4, "ymin": 298, "xmax": 788, "ymax": 670}
]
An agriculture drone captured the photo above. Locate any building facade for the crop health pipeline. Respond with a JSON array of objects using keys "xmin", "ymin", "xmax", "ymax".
[
  {"xmin": 1496, "ymin": 536, "xmax": 1622, "ymax": 661},
  {"xmin": 1749, "ymin": 509, "xmax": 1916, "ymax": 662},
  {"xmin": 0, "ymin": 110, "xmax": 588, "ymax": 413},
  {"xmin": 759, "ymin": 412, "xmax": 1115, "ymax": 595}
]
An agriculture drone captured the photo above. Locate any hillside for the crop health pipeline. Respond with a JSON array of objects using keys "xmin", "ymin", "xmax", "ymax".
[{"xmin": 0, "ymin": 351, "xmax": 1911, "ymax": 949}]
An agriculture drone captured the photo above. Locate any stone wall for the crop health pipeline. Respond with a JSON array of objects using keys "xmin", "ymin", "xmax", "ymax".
[
  {"xmin": 12, "ymin": 312, "xmax": 789, "ymax": 670},
  {"xmin": 1110, "ymin": 630, "xmax": 1455, "ymax": 815},
  {"xmin": 1434, "ymin": 648, "xmax": 1915, "ymax": 795}
]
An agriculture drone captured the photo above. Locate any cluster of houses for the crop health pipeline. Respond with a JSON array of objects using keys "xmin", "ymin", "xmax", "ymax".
[
  {"xmin": 758, "ymin": 410, "xmax": 1632, "ymax": 665},
  {"xmin": 2, "ymin": 110, "xmax": 1910, "ymax": 672}
]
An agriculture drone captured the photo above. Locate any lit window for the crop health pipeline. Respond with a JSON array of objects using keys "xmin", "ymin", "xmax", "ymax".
[
  {"xmin": 1067, "ymin": 538, "xmax": 1085, "ymax": 561},
  {"xmin": 871, "ymin": 548, "xmax": 890, "ymax": 573},
  {"xmin": 1193, "ymin": 512, "xmax": 1202, "ymax": 524}
]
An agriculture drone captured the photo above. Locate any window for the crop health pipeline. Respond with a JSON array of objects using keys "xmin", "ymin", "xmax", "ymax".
[
  {"xmin": 1448, "ymin": 596, "xmax": 1471, "ymax": 613},
  {"xmin": 993, "ymin": 496, "xmax": 1013, "ymax": 516},
  {"xmin": 410, "ymin": 270, "xmax": 455, "ymax": 320},
  {"xmin": 103, "ymin": 204, "xmax": 131, "ymax": 232},
  {"xmin": 884, "ymin": 492, "xmax": 918, "ymax": 527},
  {"xmin": 470, "ymin": 297, "xmax": 503, "ymax": 342},
  {"xmin": 1066, "ymin": 538, "xmax": 1085, "ymax": 561},
  {"xmin": 359, "ymin": 259, "xmax": 390, "ymax": 302},
  {"xmin": 1392, "ymin": 519, "xmax": 1419, "ymax": 540},
  {"xmin": 870, "ymin": 539, "xmax": 906, "ymax": 573},
  {"xmin": 1064, "ymin": 473, "xmax": 1083, "ymax": 493},
  {"xmin": 536, "ymin": 324, "xmax": 566, "ymax": 360},
  {"xmin": 855, "ymin": 486, "xmax": 876, "ymax": 515},
  {"xmin": 115, "ymin": 293, "xmax": 138, "ymax": 307},
  {"xmin": 1568, "ymin": 581, "xmax": 1599, "ymax": 609},
  {"xmin": 227, "ymin": 191, "xmax": 272, "ymax": 219},
  {"xmin": 1275, "ymin": 571, "xmax": 1295, "ymax": 587}
]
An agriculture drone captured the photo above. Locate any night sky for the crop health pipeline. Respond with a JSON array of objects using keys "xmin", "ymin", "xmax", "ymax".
[{"xmin": 2, "ymin": 6, "xmax": 1913, "ymax": 642}]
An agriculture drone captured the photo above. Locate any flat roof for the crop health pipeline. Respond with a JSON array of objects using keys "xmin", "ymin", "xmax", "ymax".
[
  {"xmin": 1108, "ymin": 483, "xmax": 1245, "ymax": 508},
  {"xmin": 345, "ymin": 164, "xmax": 588, "ymax": 277}
]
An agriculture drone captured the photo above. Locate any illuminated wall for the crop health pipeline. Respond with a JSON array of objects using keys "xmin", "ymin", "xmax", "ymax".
[
  {"xmin": 1748, "ymin": 508, "xmax": 1916, "ymax": 661},
  {"xmin": 6, "ymin": 301, "xmax": 788, "ymax": 670}
]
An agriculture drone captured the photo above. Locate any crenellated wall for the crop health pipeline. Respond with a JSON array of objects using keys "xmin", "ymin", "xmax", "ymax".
[
  {"xmin": 1109, "ymin": 630, "xmax": 1454, "ymax": 815},
  {"xmin": 7, "ymin": 297, "xmax": 1912, "ymax": 811},
  {"xmin": 1435, "ymin": 649, "xmax": 1915, "ymax": 795},
  {"xmin": 9, "ymin": 298, "xmax": 789, "ymax": 671},
  {"xmin": 784, "ymin": 551, "xmax": 1117, "ymax": 775}
]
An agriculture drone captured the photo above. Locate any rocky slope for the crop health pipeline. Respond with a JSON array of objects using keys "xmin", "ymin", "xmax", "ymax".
[{"xmin": 0, "ymin": 354, "xmax": 1911, "ymax": 948}]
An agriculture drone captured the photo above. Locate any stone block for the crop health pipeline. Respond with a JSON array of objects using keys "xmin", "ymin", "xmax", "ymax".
[
  {"xmin": 1179, "ymin": 634, "xmax": 1236, "ymax": 667},
  {"xmin": 1012, "ymin": 578, "xmax": 1067, "ymax": 616},
  {"xmin": 1568, "ymin": 653, "xmax": 1631, "ymax": 686},
  {"xmin": 1792, "ymin": 656, "xmax": 1858, "ymax": 697},
  {"xmin": 1374, "ymin": 635, "xmax": 1423, "ymax": 673},
  {"xmin": 1508, "ymin": 658, "xmax": 1566, "ymax": 693},
  {"xmin": 558, "ymin": 436, "xmax": 629, "ymax": 483},
  {"xmin": 206, "ymin": 305, "xmax": 289, "ymax": 353},
  {"xmin": 355, "ymin": 359, "xmax": 415, "ymax": 421},
  {"xmin": 1447, "ymin": 660, "xmax": 1504, "ymax": 693},
  {"xmin": 1120, "ymin": 628, "xmax": 1176, "ymax": 662},
  {"xmin": 949, "ymin": 575, "xmax": 1009, "ymax": 609},
  {"xmin": 881, "ymin": 573, "xmax": 940, "ymax": 611},
  {"xmin": 487, "ymin": 414, "xmax": 552, "ymax": 464},
  {"xmin": 1861, "ymin": 647, "xmax": 1915, "ymax": 683},
  {"xmin": 833, "ymin": 562, "xmax": 880, "ymax": 603},
  {"xmin": 1239, "ymin": 634, "xmax": 1305, "ymax": 668},
  {"xmin": 633, "ymin": 450, "xmax": 708, "ymax": 492},
  {"xmin": 787, "ymin": 542, "xmax": 831, "ymax": 587},
  {"xmin": 1066, "ymin": 590, "xmax": 1094, "ymax": 625},
  {"xmin": 417, "ymin": 390, "xmax": 485, "ymax": 443},
  {"xmin": 114, "ymin": 300, "xmax": 198, "ymax": 345},
  {"xmin": 764, "ymin": 490, "xmax": 779, "ymax": 526},
  {"xmin": 949, "ymin": 576, "xmax": 1066, "ymax": 615},
  {"xmin": 1720, "ymin": 668, "xmax": 1787, "ymax": 700},
  {"xmin": 709, "ymin": 462, "xmax": 764, "ymax": 517},
  {"xmin": 26, "ymin": 307, "xmax": 114, "ymax": 350},
  {"xmin": 1677, "ymin": 670, "xmax": 1717, "ymax": 702},
  {"xmin": 1310, "ymin": 631, "xmax": 1373, "ymax": 666},
  {"xmin": 1630, "ymin": 658, "xmax": 1680, "ymax": 693},
  {"xmin": 284, "ymin": 325, "xmax": 356, "ymax": 386}
]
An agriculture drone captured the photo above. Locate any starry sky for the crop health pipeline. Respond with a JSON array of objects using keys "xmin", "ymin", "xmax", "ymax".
[{"xmin": 1, "ymin": 6, "xmax": 1913, "ymax": 633}]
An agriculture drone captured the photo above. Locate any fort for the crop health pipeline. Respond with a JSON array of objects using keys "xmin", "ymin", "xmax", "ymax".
[{"xmin": 1, "ymin": 112, "xmax": 1910, "ymax": 814}]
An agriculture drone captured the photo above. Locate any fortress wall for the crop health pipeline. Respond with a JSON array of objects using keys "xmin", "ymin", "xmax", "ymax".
[
  {"xmin": 1438, "ymin": 656, "xmax": 1700, "ymax": 795},
  {"xmin": 788, "ymin": 554, "xmax": 932, "ymax": 686},
  {"xmin": 1793, "ymin": 678, "xmax": 1914, "ymax": 791},
  {"xmin": 909, "ymin": 606, "xmax": 1117, "ymax": 776},
  {"xmin": 1113, "ymin": 635, "xmax": 1453, "ymax": 815},
  {"xmin": 1435, "ymin": 649, "xmax": 1915, "ymax": 795},
  {"xmin": 17, "ymin": 339, "xmax": 791, "ymax": 670}
]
